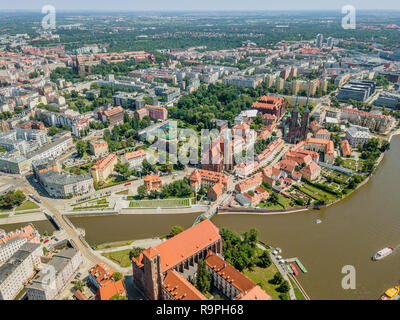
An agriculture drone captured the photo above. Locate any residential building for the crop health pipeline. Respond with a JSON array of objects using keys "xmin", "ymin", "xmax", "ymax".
[
  {"xmin": 207, "ymin": 182, "xmax": 225, "ymax": 201},
  {"xmin": 341, "ymin": 107, "xmax": 395, "ymax": 133},
  {"xmin": 143, "ymin": 175, "xmax": 162, "ymax": 191},
  {"xmin": 89, "ymin": 139, "xmax": 109, "ymax": 158},
  {"xmin": 144, "ymin": 104, "xmax": 168, "ymax": 121},
  {"xmin": 112, "ymin": 92, "xmax": 137, "ymax": 109},
  {"xmin": 251, "ymin": 96, "xmax": 286, "ymax": 119},
  {"xmin": 315, "ymin": 128, "xmax": 331, "ymax": 140},
  {"xmin": 300, "ymin": 161, "xmax": 321, "ymax": 181},
  {"xmin": 91, "ymin": 153, "xmax": 118, "ymax": 183},
  {"xmin": 243, "ymin": 187, "xmax": 270, "ymax": 206},
  {"xmin": 345, "ymin": 125, "xmax": 371, "ymax": 147},
  {"xmin": 205, "ymin": 251, "xmax": 271, "ymax": 300},
  {"xmin": 121, "ymin": 148, "xmax": 148, "ymax": 169},
  {"xmin": 291, "ymin": 138, "xmax": 335, "ymax": 164},
  {"xmin": 0, "ymin": 224, "xmax": 40, "ymax": 264},
  {"xmin": 189, "ymin": 169, "xmax": 229, "ymax": 192},
  {"xmin": 98, "ymin": 106, "xmax": 124, "ymax": 126},
  {"xmin": 37, "ymin": 170, "xmax": 94, "ymax": 198},
  {"xmin": 223, "ymin": 75, "xmax": 263, "ymax": 89},
  {"xmin": 26, "ymin": 248, "xmax": 83, "ymax": 300},
  {"xmin": 0, "ymin": 243, "xmax": 43, "ymax": 300},
  {"xmin": 88, "ymin": 263, "xmax": 127, "ymax": 300},
  {"xmin": 341, "ymin": 139, "xmax": 352, "ymax": 157}
]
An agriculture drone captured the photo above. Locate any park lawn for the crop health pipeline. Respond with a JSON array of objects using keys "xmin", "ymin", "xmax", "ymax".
[
  {"xmin": 129, "ymin": 198, "xmax": 191, "ymax": 208},
  {"xmin": 15, "ymin": 200, "xmax": 40, "ymax": 211},
  {"xmin": 258, "ymin": 192, "xmax": 294, "ymax": 210},
  {"xmin": 102, "ymin": 249, "xmax": 132, "ymax": 268},
  {"xmin": 14, "ymin": 210, "xmax": 41, "ymax": 215},
  {"xmin": 73, "ymin": 204, "xmax": 109, "ymax": 210},
  {"xmin": 243, "ymin": 263, "xmax": 282, "ymax": 301},
  {"xmin": 288, "ymin": 278, "xmax": 306, "ymax": 301},
  {"xmin": 299, "ymin": 183, "xmax": 337, "ymax": 202},
  {"xmin": 96, "ymin": 241, "xmax": 133, "ymax": 250},
  {"xmin": 0, "ymin": 214, "xmax": 9, "ymax": 218}
]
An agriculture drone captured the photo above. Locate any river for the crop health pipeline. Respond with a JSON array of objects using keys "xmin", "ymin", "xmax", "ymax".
[{"xmin": 64, "ymin": 135, "xmax": 400, "ymax": 299}]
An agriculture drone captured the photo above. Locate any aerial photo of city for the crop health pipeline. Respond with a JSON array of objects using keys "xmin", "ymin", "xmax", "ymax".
[{"xmin": 1, "ymin": 0, "xmax": 400, "ymax": 307}]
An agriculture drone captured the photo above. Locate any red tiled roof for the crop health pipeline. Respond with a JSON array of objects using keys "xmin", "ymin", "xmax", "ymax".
[
  {"xmin": 98, "ymin": 280, "xmax": 126, "ymax": 300},
  {"xmin": 205, "ymin": 251, "xmax": 270, "ymax": 300},
  {"xmin": 91, "ymin": 153, "xmax": 117, "ymax": 171},
  {"xmin": 133, "ymin": 219, "xmax": 221, "ymax": 273},
  {"xmin": 163, "ymin": 270, "xmax": 207, "ymax": 300},
  {"xmin": 123, "ymin": 148, "xmax": 147, "ymax": 161}
]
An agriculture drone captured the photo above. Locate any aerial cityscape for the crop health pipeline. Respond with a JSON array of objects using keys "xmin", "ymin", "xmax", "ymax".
[{"xmin": 1, "ymin": 1, "xmax": 400, "ymax": 305}]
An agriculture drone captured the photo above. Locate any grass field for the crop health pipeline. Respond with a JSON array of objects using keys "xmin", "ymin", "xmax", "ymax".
[
  {"xmin": 258, "ymin": 192, "xmax": 295, "ymax": 210},
  {"xmin": 129, "ymin": 198, "xmax": 191, "ymax": 208},
  {"xmin": 15, "ymin": 200, "xmax": 40, "ymax": 211},
  {"xmin": 298, "ymin": 183, "xmax": 337, "ymax": 202},
  {"xmin": 0, "ymin": 214, "xmax": 9, "ymax": 219},
  {"xmin": 14, "ymin": 210, "xmax": 41, "ymax": 215},
  {"xmin": 96, "ymin": 241, "xmax": 133, "ymax": 250},
  {"xmin": 288, "ymin": 277, "xmax": 307, "ymax": 300},
  {"xmin": 102, "ymin": 249, "xmax": 132, "ymax": 268},
  {"xmin": 243, "ymin": 263, "xmax": 282, "ymax": 300}
]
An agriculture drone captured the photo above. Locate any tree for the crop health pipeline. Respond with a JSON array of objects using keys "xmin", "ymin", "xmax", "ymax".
[
  {"xmin": 380, "ymin": 140, "xmax": 390, "ymax": 152},
  {"xmin": 115, "ymin": 162, "xmax": 132, "ymax": 180},
  {"xmin": 129, "ymin": 247, "xmax": 145, "ymax": 259},
  {"xmin": 170, "ymin": 225, "xmax": 184, "ymax": 237},
  {"xmin": 76, "ymin": 140, "xmax": 87, "ymax": 157},
  {"xmin": 276, "ymin": 280, "xmax": 290, "ymax": 293},
  {"xmin": 111, "ymin": 272, "xmax": 124, "ymax": 282},
  {"xmin": 137, "ymin": 185, "xmax": 148, "ymax": 199},
  {"xmin": 48, "ymin": 126, "xmax": 59, "ymax": 136},
  {"xmin": 195, "ymin": 259, "xmax": 211, "ymax": 294},
  {"xmin": 269, "ymin": 193, "xmax": 279, "ymax": 205},
  {"xmin": 270, "ymin": 272, "xmax": 284, "ymax": 285},
  {"xmin": 73, "ymin": 280, "xmax": 85, "ymax": 291},
  {"xmin": 334, "ymin": 156, "xmax": 344, "ymax": 167},
  {"xmin": 149, "ymin": 189, "xmax": 159, "ymax": 199},
  {"xmin": 0, "ymin": 190, "xmax": 26, "ymax": 209},
  {"xmin": 257, "ymin": 250, "xmax": 271, "ymax": 268},
  {"xmin": 110, "ymin": 294, "xmax": 128, "ymax": 300}
]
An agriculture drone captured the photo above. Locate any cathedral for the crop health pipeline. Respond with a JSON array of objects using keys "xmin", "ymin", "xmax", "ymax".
[
  {"xmin": 283, "ymin": 99, "xmax": 310, "ymax": 144},
  {"xmin": 72, "ymin": 55, "xmax": 91, "ymax": 76}
]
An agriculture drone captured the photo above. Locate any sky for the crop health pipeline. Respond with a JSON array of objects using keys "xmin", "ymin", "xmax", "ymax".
[{"xmin": 2, "ymin": 0, "xmax": 400, "ymax": 12}]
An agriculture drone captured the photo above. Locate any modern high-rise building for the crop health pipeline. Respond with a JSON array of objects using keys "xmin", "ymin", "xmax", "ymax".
[{"xmin": 316, "ymin": 33, "xmax": 324, "ymax": 48}]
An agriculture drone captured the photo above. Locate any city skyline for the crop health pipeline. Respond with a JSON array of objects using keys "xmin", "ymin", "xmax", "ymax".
[{"xmin": 2, "ymin": 0, "xmax": 400, "ymax": 12}]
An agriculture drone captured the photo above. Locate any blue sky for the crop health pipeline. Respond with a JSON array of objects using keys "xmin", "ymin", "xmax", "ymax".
[{"xmin": 2, "ymin": 0, "xmax": 400, "ymax": 11}]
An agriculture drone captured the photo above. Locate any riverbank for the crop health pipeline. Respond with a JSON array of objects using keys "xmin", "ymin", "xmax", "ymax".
[{"xmin": 218, "ymin": 128, "xmax": 400, "ymax": 217}]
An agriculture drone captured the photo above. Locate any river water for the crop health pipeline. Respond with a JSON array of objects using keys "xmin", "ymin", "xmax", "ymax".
[{"xmin": 66, "ymin": 135, "xmax": 400, "ymax": 299}]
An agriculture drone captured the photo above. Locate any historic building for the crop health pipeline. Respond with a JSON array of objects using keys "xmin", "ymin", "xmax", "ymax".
[
  {"xmin": 284, "ymin": 104, "xmax": 310, "ymax": 144},
  {"xmin": 131, "ymin": 219, "xmax": 222, "ymax": 300}
]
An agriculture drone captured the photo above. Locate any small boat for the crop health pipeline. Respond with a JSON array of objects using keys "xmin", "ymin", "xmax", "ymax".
[
  {"xmin": 315, "ymin": 219, "xmax": 322, "ymax": 224},
  {"xmin": 372, "ymin": 247, "xmax": 394, "ymax": 261},
  {"xmin": 290, "ymin": 264, "xmax": 299, "ymax": 276},
  {"xmin": 380, "ymin": 286, "xmax": 400, "ymax": 300},
  {"xmin": 286, "ymin": 265, "xmax": 294, "ymax": 274}
]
